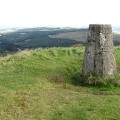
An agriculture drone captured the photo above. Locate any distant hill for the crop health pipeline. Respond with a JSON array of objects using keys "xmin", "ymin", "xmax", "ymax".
[
  {"xmin": 0, "ymin": 27, "xmax": 120, "ymax": 53},
  {"xmin": 113, "ymin": 33, "xmax": 120, "ymax": 46},
  {"xmin": 49, "ymin": 29, "xmax": 120, "ymax": 46}
]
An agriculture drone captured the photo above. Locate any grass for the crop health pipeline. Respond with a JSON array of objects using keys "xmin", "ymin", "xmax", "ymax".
[{"xmin": 0, "ymin": 47, "xmax": 119, "ymax": 119}]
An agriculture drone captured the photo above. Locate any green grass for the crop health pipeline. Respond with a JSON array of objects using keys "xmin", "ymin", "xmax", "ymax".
[{"xmin": 0, "ymin": 47, "xmax": 119, "ymax": 120}]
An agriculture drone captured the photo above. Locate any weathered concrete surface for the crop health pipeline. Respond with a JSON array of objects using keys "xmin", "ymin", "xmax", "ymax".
[{"xmin": 83, "ymin": 24, "xmax": 117, "ymax": 77}]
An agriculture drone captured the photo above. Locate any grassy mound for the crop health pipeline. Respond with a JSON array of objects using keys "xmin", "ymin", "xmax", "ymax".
[{"xmin": 0, "ymin": 47, "xmax": 119, "ymax": 120}]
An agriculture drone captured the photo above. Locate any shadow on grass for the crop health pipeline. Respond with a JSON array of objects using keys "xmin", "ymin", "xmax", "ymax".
[{"xmin": 71, "ymin": 72, "xmax": 120, "ymax": 88}]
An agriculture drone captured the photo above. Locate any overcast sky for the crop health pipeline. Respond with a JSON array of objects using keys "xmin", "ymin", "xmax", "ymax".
[{"xmin": 0, "ymin": 0, "xmax": 119, "ymax": 28}]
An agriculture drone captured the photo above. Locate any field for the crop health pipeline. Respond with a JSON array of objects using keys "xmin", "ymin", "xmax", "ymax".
[{"xmin": 0, "ymin": 47, "xmax": 120, "ymax": 120}]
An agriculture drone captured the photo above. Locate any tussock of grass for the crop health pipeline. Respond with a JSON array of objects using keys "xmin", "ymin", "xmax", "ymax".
[{"xmin": 0, "ymin": 47, "xmax": 119, "ymax": 120}]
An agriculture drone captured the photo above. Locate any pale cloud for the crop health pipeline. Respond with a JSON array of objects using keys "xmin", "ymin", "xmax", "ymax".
[{"xmin": 0, "ymin": 0, "xmax": 119, "ymax": 28}]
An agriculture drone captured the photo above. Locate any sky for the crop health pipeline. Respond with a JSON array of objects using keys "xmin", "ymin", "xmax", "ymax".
[{"xmin": 0, "ymin": 0, "xmax": 119, "ymax": 28}]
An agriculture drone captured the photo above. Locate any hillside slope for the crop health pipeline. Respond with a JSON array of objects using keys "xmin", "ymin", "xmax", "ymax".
[
  {"xmin": 0, "ymin": 47, "xmax": 120, "ymax": 119},
  {"xmin": 0, "ymin": 28, "xmax": 120, "ymax": 53}
]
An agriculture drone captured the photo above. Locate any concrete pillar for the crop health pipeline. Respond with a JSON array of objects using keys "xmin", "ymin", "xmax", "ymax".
[{"xmin": 83, "ymin": 24, "xmax": 117, "ymax": 77}]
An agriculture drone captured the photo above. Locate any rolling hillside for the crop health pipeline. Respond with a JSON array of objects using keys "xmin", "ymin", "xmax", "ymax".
[{"xmin": 0, "ymin": 27, "xmax": 120, "ymax": 54}]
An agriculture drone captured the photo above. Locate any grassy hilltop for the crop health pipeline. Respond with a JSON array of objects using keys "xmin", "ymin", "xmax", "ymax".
[{"xmin": 0, "ymin": 47, "xmax": 120, "ymax": 119}]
